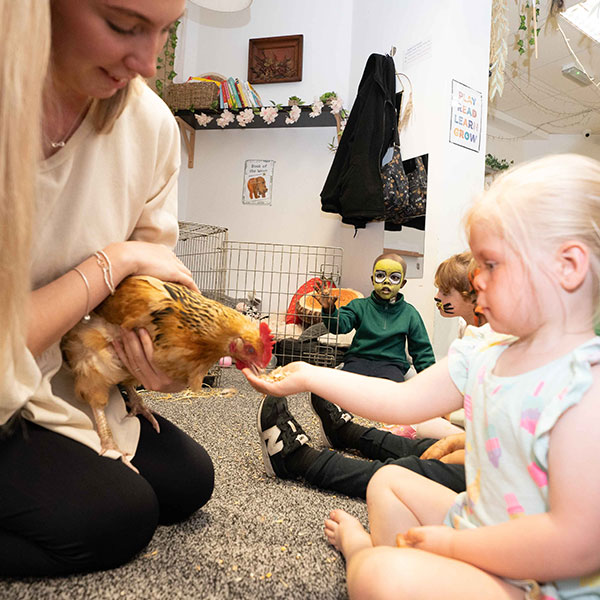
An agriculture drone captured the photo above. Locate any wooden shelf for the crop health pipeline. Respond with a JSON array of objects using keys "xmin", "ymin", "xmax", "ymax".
[
  {"xmin": 175, "ymin": 105, "xmax": 340, "ymax": 130},
  {"xmin": 175, "ymin": 105, "xmax": 341, "ymax": 168}
]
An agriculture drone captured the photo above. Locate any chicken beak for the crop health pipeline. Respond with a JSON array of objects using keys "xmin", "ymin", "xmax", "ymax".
[{"xmin": 250, "ymin": 364, "xmax": 263, "ymax": 377}]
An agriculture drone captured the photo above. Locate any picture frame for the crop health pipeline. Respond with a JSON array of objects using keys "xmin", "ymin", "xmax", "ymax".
[{"xmin": 248, "ymin": 34, "xmax": 303, "ymax": 84}]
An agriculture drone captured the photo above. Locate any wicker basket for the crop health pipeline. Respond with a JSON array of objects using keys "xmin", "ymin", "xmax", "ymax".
[{"xmin": 165, "ymin": 81, "xmax": 220, "ymax": 110}]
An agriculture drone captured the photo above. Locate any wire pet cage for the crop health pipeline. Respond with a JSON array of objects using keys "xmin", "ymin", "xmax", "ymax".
[
  {"xmin": 175, "ymin": 222, "xmax": 228, "ymax": 387},
  {"xmin": 175, "ymin": 222, "xmax": 347, "ymax": 378},
  {"xmin": 175, "ymin": 222, "xmax": 228, "ymax": 294}
]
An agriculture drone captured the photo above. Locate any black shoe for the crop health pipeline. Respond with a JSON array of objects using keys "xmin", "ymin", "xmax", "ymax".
[
  {"xmin": 257, "ymin": 395, "xmax": 310, "ymax": 478},
  {"xmin": 310, "ymin": 395, "xmax": 354, "ymax": 448}
]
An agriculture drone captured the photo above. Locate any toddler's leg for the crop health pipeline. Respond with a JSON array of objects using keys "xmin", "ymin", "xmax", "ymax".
[
  {"xmin": 413, "ymin": 416, "xmax": 464, "ymax": 439},
  {"xmin": 324, "ymin": 509, "xmax": 372, "ymax": 559},
  {"xmin": 366, "ymin": 464, "xmax": 457, "ymax": 546},
  {"xmin": 345, "ymin": 546, "xmax": 526, "ymax": 600}
]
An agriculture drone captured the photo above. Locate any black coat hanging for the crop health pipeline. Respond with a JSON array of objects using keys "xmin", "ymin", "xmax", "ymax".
[{"xmin": 320, "ymin": 53, "xmax": 397, "ymax": 229}]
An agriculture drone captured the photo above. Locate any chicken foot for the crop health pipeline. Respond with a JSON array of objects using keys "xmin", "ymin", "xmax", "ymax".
[
  {"xmin": 123, "ymin": 385, "xmax": 160, "ymax": 433},
  {"xmin": 91, "ymin": 406, "xmax": 139, "ymax": 474}
]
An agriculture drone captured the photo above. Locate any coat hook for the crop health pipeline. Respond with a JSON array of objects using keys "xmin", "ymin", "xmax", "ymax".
[{"xmin": 389, "ymin": 46, "xmax": 397, "ymax": 57}]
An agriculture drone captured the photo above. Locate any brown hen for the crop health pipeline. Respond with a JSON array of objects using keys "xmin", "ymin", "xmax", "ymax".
[{"xmin": 61, "ymin": 275, "xmax": 274, "ymax": 470}]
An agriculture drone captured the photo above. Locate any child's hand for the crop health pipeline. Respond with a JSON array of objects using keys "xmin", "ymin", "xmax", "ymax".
[
  {"xmin": 242, "ymin": 361, "xmax": 314, "ymax": 396},
  {"xmin": 396, "ymin": 525, "xmax": 454, "ymax": 558},
  {"xmin": 420, "ymin": 432, "xmax": 466, "ymax": 461},
  {"xmin": 313, "ymin": 280, "xmax": 337, "ymax": 312}
]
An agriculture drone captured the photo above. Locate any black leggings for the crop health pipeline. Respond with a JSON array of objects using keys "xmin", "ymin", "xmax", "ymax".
[
  {"xmin": 0, "ymin": 413, "xmax": 214, "ymax": 576},
  {"xmin": 301, "ymin": 427, "xmax": 465, "ymax": 498}
]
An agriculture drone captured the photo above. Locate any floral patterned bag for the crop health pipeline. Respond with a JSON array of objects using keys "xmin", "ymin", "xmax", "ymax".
[
  {"xmin": 381, "ymin": 144, "xmax": 410, "ymax": 224},
  {"xmin": 381, "ymin": 150, "xmax": 427, "ymax": 225},
  {"xmin": 380, "ymin": 102, "xmax": 427, "ymax": 226},
  {"xmin": 404, "ymin": 155, "xmax": 427, "ymax": 217}
]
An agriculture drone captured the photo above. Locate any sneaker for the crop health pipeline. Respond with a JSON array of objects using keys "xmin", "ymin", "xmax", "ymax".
[
  {"xmin": 310, "ymin": 394, "xmax": 354, "ymax": 448},
  {"xmin": 257, "ymin": 395, "xmax": 310, "ymax": 478}
]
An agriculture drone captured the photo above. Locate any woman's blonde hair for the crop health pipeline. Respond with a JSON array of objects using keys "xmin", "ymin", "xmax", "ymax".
[
  {"xmin": 465, "ymin": 153, "xmax": 600, "ymax": 307},
  {"xmin": 0, "ymin": 0, "xmax": 51, "ymax": 365}
]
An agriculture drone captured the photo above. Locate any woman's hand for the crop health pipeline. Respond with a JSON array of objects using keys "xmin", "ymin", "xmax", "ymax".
[
  {"xmin": 242, "ymin": 361, "xmax": 314, "ymax": 396},
  {"xmin": 106, "ymin": 241, "xmax": 199, "ymax": 292},
  {"xmin": 396, "ymin": 525, "xmax": 455, "ymax": 558},
  {"xmin": 113, "ymin": 327, "xmax": 186, "ymax": 393}
]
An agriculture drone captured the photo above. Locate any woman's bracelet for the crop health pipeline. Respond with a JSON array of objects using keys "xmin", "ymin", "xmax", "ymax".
[
  {"xmin": 94, "ymin": 250, "xmax": 115, "ymax": 295},
  {"xmin": 73, "ymin": 268, "xmax": 91, "ymax": 322}
]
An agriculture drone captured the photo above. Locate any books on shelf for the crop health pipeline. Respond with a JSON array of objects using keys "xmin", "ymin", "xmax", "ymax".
[
  {"xmin": 217, "ymin": 77, "xmax": 264, "ymax": 109},
  {"xmin": 186, "ymin": 74, "xmax": 264, "ymax": 110},
  {"xmin": 227, "ymin": 77, "xmax": 242, "ymax": 108}
]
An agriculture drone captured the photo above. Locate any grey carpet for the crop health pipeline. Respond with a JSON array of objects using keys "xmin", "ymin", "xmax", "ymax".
[{"xmin": 0, "ymin": 368, "xmax": 371, "ymax": 600}]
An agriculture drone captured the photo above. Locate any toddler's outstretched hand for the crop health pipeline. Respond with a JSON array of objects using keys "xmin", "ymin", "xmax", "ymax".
[
  {"xmin": 396, "ymin": 525, "xmax": 454, "ymax": 558},
  {"xmin": 242, "ymin": 361, "xmax": 314, "ymax": 396},
  {"xmin": 314, "ymin": 280, "xmax": 337, "ymax": 312}
]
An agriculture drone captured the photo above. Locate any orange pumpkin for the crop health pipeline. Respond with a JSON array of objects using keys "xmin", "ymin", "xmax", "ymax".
[{"xmin": 296, "ymin": 288, "xmax": 364, "ymax": 326}]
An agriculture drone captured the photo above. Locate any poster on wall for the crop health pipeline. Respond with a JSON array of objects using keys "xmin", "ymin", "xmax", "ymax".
[
  {"xmin": 242, "ymin": 159, "xmax": 275, "ymax": 205},
  {"xmin": 449, "ymin": 79, "xmax": 482, "ymax": 152}
]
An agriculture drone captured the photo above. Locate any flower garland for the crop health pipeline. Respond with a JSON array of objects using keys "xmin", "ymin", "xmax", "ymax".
[
  {"xmin": 194, "ymin": 112, "xmax": 213, "ymax": 127},
  {"xmin": 216, "ymin": 109, "xmax": 235, "ymax": 128},
  {"xmin": 199, "ymin": 91, "xmax": 347, "ymax": 132}
]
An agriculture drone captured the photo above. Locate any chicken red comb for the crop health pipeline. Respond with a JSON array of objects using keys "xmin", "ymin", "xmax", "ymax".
[{"xmin": 259, "ymin": 322, "xmax": 275, "ymax": 367}]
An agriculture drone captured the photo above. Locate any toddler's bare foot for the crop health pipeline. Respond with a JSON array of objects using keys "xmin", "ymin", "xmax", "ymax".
[{"xmin": 324, "ymin": 509, "xmax": 373, "ymax": 560}]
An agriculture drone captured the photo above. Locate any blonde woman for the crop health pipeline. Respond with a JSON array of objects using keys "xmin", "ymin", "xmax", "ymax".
[
  {"xmin": 1, "ymin": 0, "xmax": 214, "ymax": 576},
  {"xmin": 0, "ymin": 0, "xmax": 48, "ymax": 415}
]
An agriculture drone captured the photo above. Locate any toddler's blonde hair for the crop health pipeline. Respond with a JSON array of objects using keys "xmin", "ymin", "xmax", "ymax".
[{"xmin": 465, "ymin": 153, "xmax": 600, "ymax": 308}]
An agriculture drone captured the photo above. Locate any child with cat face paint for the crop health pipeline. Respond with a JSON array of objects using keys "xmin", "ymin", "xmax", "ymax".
[{"xmin": 434, "ymin": 251, "xmax": 485, "ymax": 333}]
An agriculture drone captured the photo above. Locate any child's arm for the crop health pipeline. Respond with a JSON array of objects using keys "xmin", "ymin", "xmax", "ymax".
[
  {"xmin": 401, "ymin": 373, "xmax": 600, "ymax": 581},
  {"xmin": 243, "ymin": 358, "xmax": 464, "ymax": 425},
  {"xmin": 406, "ymin": 311, "xmax": 435, "ymax": 372},
  {"xmin": 320, "ymin": 299, "xmax": 360, "ymax": 335}
]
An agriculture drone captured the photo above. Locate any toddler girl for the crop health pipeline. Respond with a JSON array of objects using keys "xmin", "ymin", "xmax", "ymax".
[{"xmin": 244, "ymin": 153, "xmax": 600, "ymax": 599}]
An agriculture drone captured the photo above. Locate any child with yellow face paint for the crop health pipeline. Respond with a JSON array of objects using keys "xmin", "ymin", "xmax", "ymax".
[
  {"xmin": 371, "ymin": 256, "xmax": 407, "ymax": 301},
  {"xmin": 307, "ymin": 252, "xmax": 443, "ymax": 445},
  {"xmin": 316, "ymin": 252, "xmax": 434, "ymax": 383}
]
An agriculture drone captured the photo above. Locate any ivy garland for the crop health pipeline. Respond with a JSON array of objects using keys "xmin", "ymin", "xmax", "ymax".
[
  {"xmin": 485, "ymin": 153, "xmax": 514, "ymax": 171},
  {"xmin": 517, "ymin": 1, "xmax": 540, "ymax": 55},
  {"xmin": 155, "ymin": 21, "xmax": 181, "ymax": 97}
]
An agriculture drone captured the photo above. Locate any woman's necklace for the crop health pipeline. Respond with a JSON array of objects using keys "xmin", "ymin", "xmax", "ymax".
[{"xmin": 48, "ymin": 100, "xmax": 91, "ymax": 149}]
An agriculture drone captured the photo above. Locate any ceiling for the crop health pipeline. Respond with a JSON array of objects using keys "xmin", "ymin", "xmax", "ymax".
[{"xmin": 489, "ymin": 0, "xmax": 600, "ymax": 138}]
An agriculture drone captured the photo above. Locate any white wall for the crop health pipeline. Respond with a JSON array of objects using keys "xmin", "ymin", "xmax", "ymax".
[
  {"xmin": 177, "ymin": 0, "xmax": 354, "ymax": 249},
  {"xmin": 343, "ymin": 0, "xmax": 492, "ymax": 356},
  {"xmin": 177, "ymin": 0, "xmax": 492, "ymax": 357}
]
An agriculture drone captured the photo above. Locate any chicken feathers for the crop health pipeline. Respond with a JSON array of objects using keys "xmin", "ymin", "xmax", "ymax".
[{"xmin": 61, "ymin": 275, "xmax": 274, "ymax": 469}]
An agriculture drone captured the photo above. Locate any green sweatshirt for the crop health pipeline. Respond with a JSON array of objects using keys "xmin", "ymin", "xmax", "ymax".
[{"xmin": 322, "ymin": 291, "xmax": 435, "ymax": 373}]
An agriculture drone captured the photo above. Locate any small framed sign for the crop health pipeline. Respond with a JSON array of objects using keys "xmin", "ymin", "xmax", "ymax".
[
  {"xmin": 449, "ymin": 80, "xmax": 482, "ymax": 152},
  {"xmin": 243, "ymin": 159, "xmax": 275, "ymax": 205}
]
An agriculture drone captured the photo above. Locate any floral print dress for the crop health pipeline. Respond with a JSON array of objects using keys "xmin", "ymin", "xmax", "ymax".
[{"xmin": 446, "ymin": 326, "xmax": 600, "ymax": 599}]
